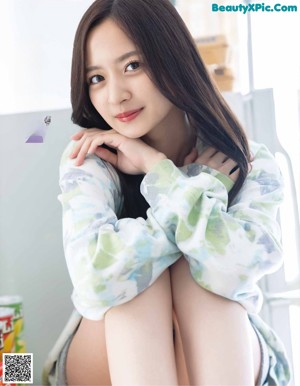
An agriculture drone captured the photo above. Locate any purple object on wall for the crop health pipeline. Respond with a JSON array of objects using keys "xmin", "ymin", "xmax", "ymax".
[
  {"xmin": 26, "ymin": 135, "xmax": 44, "ymax": 143},
  {"xmin": 25, "ymin": 116, "xmax": 51, "ymax": 143}
]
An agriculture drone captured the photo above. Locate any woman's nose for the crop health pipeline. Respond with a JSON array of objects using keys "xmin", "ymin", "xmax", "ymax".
[{"xmin": 107, "ymin": 77, "xmax": 131, "ymax": 105}]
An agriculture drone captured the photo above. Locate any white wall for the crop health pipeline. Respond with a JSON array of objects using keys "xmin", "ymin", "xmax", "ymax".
[
  {"xmin": 0, "ymin": 0, "xmax": 94, "ymax": 114},
  {"xmin": 0, "ymin": 109, "xmax": 77, "ymax": 385},
  {"xmin": 0, "ymin": 4, "xmax": 94, "ymax": 381}
]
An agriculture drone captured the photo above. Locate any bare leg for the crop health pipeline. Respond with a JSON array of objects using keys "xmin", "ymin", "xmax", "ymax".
[
  {"xmin": 105, "ymin": 269, "xmax": 178, "ymax": 385},
  {"xmin": 66, "ymin": 317, "xmax": 111, "ymax": 385},
  {"xmin": 170, "ymin": 257, "xmax": 261, "ymax": 386},
  {"xmin": 66, "ymin": 270, "xmax": 188, "ymax": 386},
  {"xmin": 173, "ymin": 310, "xmax": 191, "ymax": 386}
]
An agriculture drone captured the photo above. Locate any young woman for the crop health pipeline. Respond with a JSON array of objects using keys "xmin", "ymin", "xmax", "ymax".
[{"xmin": 43, "ymin": 0, "xmax": 291, "ymax": 385}]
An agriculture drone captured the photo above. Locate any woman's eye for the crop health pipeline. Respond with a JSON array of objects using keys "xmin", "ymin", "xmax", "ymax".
[
  {"xmin": 125, "ymin": 61, "xmax": 140, "ymax": 72},
  {"xmin": 88, "ymin": 74, "xmax": 104, "ymax": 85}
]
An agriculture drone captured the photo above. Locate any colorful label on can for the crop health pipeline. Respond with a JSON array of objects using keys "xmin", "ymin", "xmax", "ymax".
[
  {"xmin": 0, "ymin": 324, "xmax": 4, "ymax": 352},
  {"xmin": 0, "ymin": 308, "xmax": 15, "ymax": 353},
  {"xmin": 0, "ymin": 296, "xmax": 26, "ymax": 353}
]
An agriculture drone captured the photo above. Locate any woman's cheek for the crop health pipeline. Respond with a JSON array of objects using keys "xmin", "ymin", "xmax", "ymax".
[{"xmin": 89, "ymin": 91, "xmax": 105, "ymax": 115}]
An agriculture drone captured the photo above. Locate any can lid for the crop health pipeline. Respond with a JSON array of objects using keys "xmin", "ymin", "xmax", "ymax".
[
  {"xmin": 0, "ymin": 295, "xmax": 23, "ymax": 305},
  {"xmin": 0, "ymin": 307, "xmax": 15, "ymax": 317}
]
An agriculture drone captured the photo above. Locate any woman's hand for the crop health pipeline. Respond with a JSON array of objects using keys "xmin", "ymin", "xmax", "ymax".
[
  {"xmin": 184, "ymin": 146, "xmax": 242, "ymax": 183},
  {"xmin": 69, "ymin": 128, "xmax": 166, "ymax": 174}
]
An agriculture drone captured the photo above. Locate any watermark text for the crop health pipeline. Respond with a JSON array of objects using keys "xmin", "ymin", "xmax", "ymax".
[{"xmin": 212, "ymin": 3, "xmax": 298, "ymax": 13}]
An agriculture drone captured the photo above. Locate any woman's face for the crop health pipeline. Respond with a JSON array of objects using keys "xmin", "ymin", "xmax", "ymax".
[{"xmin": 85, "ymin": 18, "xmax": 183, "ymax": 141}]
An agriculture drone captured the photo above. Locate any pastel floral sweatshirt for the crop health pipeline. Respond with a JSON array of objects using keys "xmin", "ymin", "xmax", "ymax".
[{"xmin": 57, "ymin": 138, "xmax": 290, "ymax": 385}]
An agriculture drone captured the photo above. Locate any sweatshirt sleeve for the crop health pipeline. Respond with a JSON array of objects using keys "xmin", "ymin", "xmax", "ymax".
[
  {"xmin": 141, "ymin": 141, "xmax": 284, "ymax": 313},
  {"xmin": 58, "ymin": 141, "xmax": 181, "ymax": 320}
]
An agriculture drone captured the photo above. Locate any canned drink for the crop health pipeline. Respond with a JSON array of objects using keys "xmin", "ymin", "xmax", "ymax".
[
  {"xmin": 0, "ymin": 322, "xmax": 4, "ymax": 354},
  {"xmin": 0, "ymin": 308, "xmax": 15, "ymax": 353},
  {"xmin": 0, "ymin": 296, "xmax": 26, "ymax": 353}
]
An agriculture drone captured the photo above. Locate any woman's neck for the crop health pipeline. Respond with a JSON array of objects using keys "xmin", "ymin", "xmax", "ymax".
[{"xmin": 142, "ymin": 110, "xmax": 196, "ymax": 167}]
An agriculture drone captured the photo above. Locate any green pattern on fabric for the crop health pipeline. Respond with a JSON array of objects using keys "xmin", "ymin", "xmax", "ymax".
[{"xmin": 57, "ymin": 139, "xmax": 290, "ymax": 384}]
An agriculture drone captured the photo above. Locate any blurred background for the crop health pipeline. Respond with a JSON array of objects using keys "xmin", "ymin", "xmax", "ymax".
[{"xmin": 0, "ymin": 0, "xmax": 299, "ymax": 384}]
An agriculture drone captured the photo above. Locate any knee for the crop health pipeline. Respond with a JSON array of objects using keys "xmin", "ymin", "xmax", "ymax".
[
  {"xmin": 106, "ymin": 268, "xmax": 173, "ymax": 317},
  {"xmin": 170, "ymin": 257, "xmax": 247, "ymax": 317}
]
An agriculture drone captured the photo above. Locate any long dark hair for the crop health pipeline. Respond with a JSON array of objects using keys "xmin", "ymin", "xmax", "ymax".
[{"xmin": 71, "ymin": 0, "xmax": 251, "ymax": 217}]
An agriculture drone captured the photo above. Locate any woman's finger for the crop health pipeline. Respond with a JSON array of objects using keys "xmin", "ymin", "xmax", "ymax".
[
  {"xmin": 228, "ymin": 166, "xmax": 240, "ymax": 182},
  {"xmin": 70, "ymin": 135, "xmax": 93, "ymax": 159},
  {"xmin": 74, "ymin": 137, "xmax": 96, "ymax": 166},
  {"xmin": 70, "ymin": 140, "xmax": 84, "ymax": 159},
  {"xmin": 219, "ymin": 158, "xmax": 238, "ymax": 175},
  {"xmin": 90, "ymin": 132, "xmax": 128, "ymax": 152},
  {"xmin": 71, "ymin": 132, "xmax": 118, "ymax": 165},
  {"xmin": 208, "ymin": 151, "xmax": 228, "ymax": 167},
  {"xmin": 70, "ymin": 128, "xmax": 119, "ymax": 159},
  {"xmin": 71, "ymin": 130, "xmax": 86, "ymax": 140},
  {"xmin": 94, "ymin": 147, "xmax": 118, "ymax": 167},
  {"xmin": 183, "ymin": 148, "xmax": 198, "ymax": 165},
  {"xmin": 70, "ymin": 131, "xmax": 103, "ymax": 158},
  {"xmin": 197, "ymin": 149, "xmax": 228, "ymax": 170},
  {"xmin": 196, "ymin": 146, "xmax": 217, "ymax": 164},
  {"xmin": 71, "ymin": 128, "xmax": 112, "ymax": 141}
]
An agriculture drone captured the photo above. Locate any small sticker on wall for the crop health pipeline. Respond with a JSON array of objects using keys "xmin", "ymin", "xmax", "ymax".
[{"xmin": 25, "ymin": 116, "xmax": 51, "ymax": 143}]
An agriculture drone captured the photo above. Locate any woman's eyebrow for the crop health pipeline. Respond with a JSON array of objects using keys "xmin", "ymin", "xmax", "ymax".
[{"xmin": 86, "ymin": 50, "xmax": 139, "ymax": 73}]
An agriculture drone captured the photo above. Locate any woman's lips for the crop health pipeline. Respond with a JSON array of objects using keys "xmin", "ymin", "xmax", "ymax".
[{"xmin": 115, "ymin": 108, "xmax": 143, "ymax": 122}]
